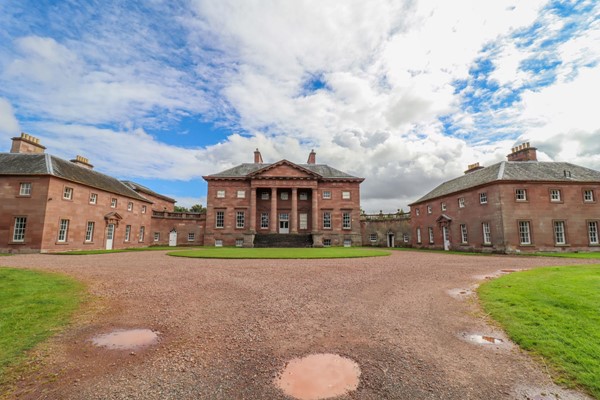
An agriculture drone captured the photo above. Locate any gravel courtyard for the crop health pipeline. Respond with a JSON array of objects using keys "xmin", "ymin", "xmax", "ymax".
[{"xmin": 2, "ymin": 251, "xmax": 596, "ymax": 400}]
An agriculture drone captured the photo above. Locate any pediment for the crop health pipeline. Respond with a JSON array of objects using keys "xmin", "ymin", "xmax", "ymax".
[
  {"xmin": 249, "ymin": 160, "xmax": 321, "ymax": 179},
  {"xmin": 104, "ymin": 212, "xmax": 123, "ymax": 222}
]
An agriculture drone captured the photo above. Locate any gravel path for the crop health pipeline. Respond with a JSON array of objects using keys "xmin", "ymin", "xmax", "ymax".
[{"xmin": 1, "ymin": 251, "xmax": 596, "ymax": 400}]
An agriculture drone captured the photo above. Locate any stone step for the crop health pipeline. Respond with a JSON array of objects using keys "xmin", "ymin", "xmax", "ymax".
[{"xmin": 254, "ymin": 234, "xmax": 313, "ymax": 248}]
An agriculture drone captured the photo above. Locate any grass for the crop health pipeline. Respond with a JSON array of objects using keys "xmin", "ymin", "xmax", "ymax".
[
  {"xmin": 392, "ymin": 247, "xmax": 490, "ymax": 256},
  {"xmin": 478, "ymin": 265, "xmax": 600, "ymax": 398},
  {"xmin": 0, "ymin": 268, "xmax": 83, "ymax": 381},
  {"xmin": 525, "ymin": 252, "xmax": 600, "ymax": 259},
  {"xmin": 54, "ymin": 246, "xmax": 202, "ymax": 255},
  {"xmin": 168, "ymin": 247, "xmax": 391, "ymax": 259}
]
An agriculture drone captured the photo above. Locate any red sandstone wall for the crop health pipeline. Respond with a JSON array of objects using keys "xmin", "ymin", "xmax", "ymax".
[
  {"xmin": 150, "ymin": 215, "xmax": 205, "ymax": 246},
  {"xmin": 141, "ymin": 192, "xmax": 175, "ymax": 212}
]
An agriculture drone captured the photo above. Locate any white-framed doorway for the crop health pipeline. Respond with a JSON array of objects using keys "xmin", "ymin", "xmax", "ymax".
[
  {"xmin": 169, "ymin": 229, "xmax": 177, "ymax": 247},
  {"xmin": 443, "ymin": 226, "xmax": 450, "ymax": 251},
  {"xmin": 279, "ymin": 213, "xmax": 289, "ymax": 234},
  {"xmin": 106, "ymin": 224, "xmax": 115, "ymax": 250},
  {"xmin": 387, "ymin": 232, "xmax": 395, "ymax": 248}
]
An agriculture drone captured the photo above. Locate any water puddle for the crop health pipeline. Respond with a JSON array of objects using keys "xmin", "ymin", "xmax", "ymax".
[
  {"xmin": 473, "ymin": 268, "xmax": 524, "ymax": 281},
  {"xmin": 275, "ymin": 353, "xmax": 360, "ymax": 400},
  {"xmin": 92, "ymin": 329, "xmax": 158, "ymax": 350},
  {"xmin": 447, "ymin": 288, "xmax": 475, "ymax": 300},
  {"xmin": 462, "ymin": 333, "xmax": 505, "ymax": 346}
]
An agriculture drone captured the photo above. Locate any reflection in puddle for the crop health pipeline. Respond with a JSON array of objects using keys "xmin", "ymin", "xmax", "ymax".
[
  {"xmin": 92, "ymin": 329, "xmax": 158, "ymax": 350},
  {"xmin": 447, "ymin": 288, "xmax": 475, "ymax": 300},
  {"xmin": 466, "ymin": 334, "xmax": 504, "ymax": 345},
  {"xmin": 275, "ymin": 353, "xmax": 360, "ymax": 400}
]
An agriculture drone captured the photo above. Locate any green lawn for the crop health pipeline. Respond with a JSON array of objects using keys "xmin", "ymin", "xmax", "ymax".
[
  {"xmin": 55, "ymin": 246, "xmax": 202, "ymax": 255},
  {"xmin": 478, "ymin": 265, "xmax": 600, "ymax": 398},
  {"xmin": 392, "ymin": 247, "xmax": 490, "ymax": 256},
  {"xmin": 527, "ymin": 252, "xmax": 600, "ymax": 259},
  {"xmin": 168, "ymin": 247, "xmax": 391, "ymax": 259},
  {"xmin": 0, "ymin": 268, "xmax": 83, "ymax": 381}
]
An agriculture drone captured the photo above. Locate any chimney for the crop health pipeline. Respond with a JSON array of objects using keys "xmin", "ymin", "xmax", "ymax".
[
  {"xmin": 307, "ymin": 149, "xmax": 316, "ymax": 164},
  {"xmin": 254, "ymin": 148, "xmax": 263, "ymax": 164},
  {"xmin": 10, "ymin": 133, "xmax": 46, "ymax": 154},
  {"xmin": 70, "ymin": 155, "xmax": 94, "ymax": 169},
  {"xmin": 507, "ymin": 142, "xmax": 537, "ymax": 162},
  {"xmin": 464, "ymin": 162, "xmax": 484, "ymax": 174}
]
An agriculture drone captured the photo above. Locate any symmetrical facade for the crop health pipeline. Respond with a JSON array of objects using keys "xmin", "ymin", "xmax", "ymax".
[
  {"xmin": 203, "ymin": 149, "xmax": 364, "ymax": 247},
  {"xmin": 409, "ymin": 143, "xmax": 600, "ymax": 253}
]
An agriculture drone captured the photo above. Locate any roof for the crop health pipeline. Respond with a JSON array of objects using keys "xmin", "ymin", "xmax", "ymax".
[
  {"xmin": 205, "ymin": 161, "xmax": 361, "ymax": 180},
  {"xmin": 122, "ymin": 180, "xmax": 176, "ymax": 203},
  {"xmin": 412, "ymin": 161, "xmax": 600, "ymax": 204},
  {"xmin": 0, "ymin": 153, "xmax": 151, "ymax": 202}
]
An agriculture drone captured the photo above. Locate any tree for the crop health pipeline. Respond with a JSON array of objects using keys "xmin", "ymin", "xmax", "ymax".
[
  {"xmin": 190, "ymin": 204, "xmax": 206, "ymax": 213},
  {"xmin": 173, "ymin": 205, "xmax": 189, "ymax": 212}
]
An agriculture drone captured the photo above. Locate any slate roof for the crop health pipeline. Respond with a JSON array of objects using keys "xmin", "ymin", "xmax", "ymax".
[
  {"xmin": 412, "ymin": 161, "xmax": 600, "ymax": 204},
  {"xmin": 205, "ymin": 162, "xmax": 360, "ymax": 179},
  {"xmin": 0, "ymin": 153, "xmax": 151, "ymax": 202},
  {"xmin": 122, "ymin": 180, "xmax": 176, "ymax": 203}
]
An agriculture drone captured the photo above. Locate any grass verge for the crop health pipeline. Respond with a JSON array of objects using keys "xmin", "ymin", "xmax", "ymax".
[
  {"xmin": 54, "ymin": 246, "xmax": 202, "ymax": 255},
  {"xmin": 168, "ymin": 247, "xmax": 391, "ymax": 259},
  {"xmin": 0, "ymin": 268, "xmax": 83, "ymax": 382},
  {"xmin": 478, "ymin": 265, "xmax": 600, "ymax": 398},
  {"xmin": 525, "ymin": 252, "xmax": 600, "ymax": 259}
]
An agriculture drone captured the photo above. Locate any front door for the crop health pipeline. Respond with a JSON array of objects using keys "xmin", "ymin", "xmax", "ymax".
[
  {"xmin": 106, "ymin": 224, "xmax": 115, "ymax": 250},
  {"xmin": 169, "ymin": 230, "xmax": 177, "ymax": 247},
  {"xmin": 443, "ymin": 226, "xmax": 450, "ymax": 251},
  {"xmin": 279, "ymin": 213, "xmax": 289, "ymax": 234},
  {"xmin": 387, "ymin": 233, "xmax": 395, "ymax": 248}
]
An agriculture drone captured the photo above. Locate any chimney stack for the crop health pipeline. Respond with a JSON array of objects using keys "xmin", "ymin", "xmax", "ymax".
[
  {"xmin": 464, "ymin": 162, "xmax": 484, "ymax": 174},
  {"xmin": 254, "ymin": 148, "xmax": 263, "ymax": 164},
  {"xmin": 70, "ymin": 155, "xmax": 94, "ymax": 169},
  {"xmin": 507, "ymin": 142, "xmax": 537, "ymax": 162},
  {"xmin": 10, "ymin": 133, "xmax": 46, "ymax": 154},
  {"xmin": 307, "ymin": 149, "xmax": 316, "ymax": 164}
]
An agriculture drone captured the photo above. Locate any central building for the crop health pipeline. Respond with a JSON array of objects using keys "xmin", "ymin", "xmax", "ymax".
[{"xmin": 203, "ymin": 149, "xmax": 364, "ymax": 247}]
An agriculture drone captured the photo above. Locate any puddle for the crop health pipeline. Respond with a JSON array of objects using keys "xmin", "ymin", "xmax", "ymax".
[
  {"xmin": 92, "ymin": 329, "xmax": 158, "ymax": 350},
  {"xmin": 275, "ymin": 353, "xmax": 360, "ymax": 400},
  {"xmin": 447, "ymin": 288, "xmax": 475, "ymax": 300},
  {"xmin": 473, "ymin": 268, "xmax": 524, "ymax": 281},
  {"xmin": 462, "ymin": 333, "xmax": 505, "ymax": 345}
]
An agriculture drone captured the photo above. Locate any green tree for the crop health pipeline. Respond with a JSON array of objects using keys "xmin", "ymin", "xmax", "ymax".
[{"xmin": 190, "ymin": 204, "xmax": 206, "ymax": 213}]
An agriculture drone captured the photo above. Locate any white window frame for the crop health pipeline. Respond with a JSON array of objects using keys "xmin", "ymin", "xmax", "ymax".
[
  {"xmin": 260, "ymin": 212, "xmax": 269, "ymax": 229},
  {"xmin": 261, "ymin": 191, "xmax": 269, "ymax": 200},
  {"xmin": 550, "ymin": 189, "xmax": 561, "ymax": 202},
  {"xmin": 188, "ymin": 232, "xmax": 195, "ymax": 242},
  {"xmin": 369, "ymin": 233, "xmax": 377, "ymax": 242},
  {"xmin": 458, "ymin": 198, "xmax": 465, "ymax": 208},
  {"xmin": 154, "ymin": 232, "xmax": 160, "ymax": 242},
  {"xmin": 460, "ymin": 224, "xmax": 468, "ymax": 244},
  {"xmin": 427, "ymin": 205, "xmax": 432, "ymax": 214},
  {"xmin": 139, "ymin": 226, "xmax": 145, "ymax": 242},
  {"xmin": 237, "ymin": 190, "xmax": 246, "ymax": 199},
  {"xmin": 127, "ymin": 202, "xmax": 133, "ymax": 211},
  {"xmin": 553, "ymin": 221, "xmax": 566, "ymax": 245},
  {"xmin": 236, "ymin": 211, "xmax": 245, "ymax": 229},
  {"xmin": 89, "ymin": 193, "xmax": 97, "ymax": 204},
  {"xmin": 323, "ymin": 238, "xmax": 332, "ymax": 247},
  {"xmin": 415, "ymin": 208, "xmax": 420, "ymax": 216},
  {"xmin": 403, "ymin": 234, "xmax": 409, "ymax": 243},
  {"xmin": 13, "ymin": 217, "xmax": 27, "ymax": 242},
  {"xmin": 299, "ymin": 213, "xmax": 308, "ymax": 230},
  {"xmin": 63, "ymin": 187, "xmax": 73, "ymax": 200},
  {"xmin": 323, "ymin": 212, "xmax": 332, "ymax": 229},
  {"xmin": 280, "ymin": 191, "xmax": 289, "ymax": 200},
  {"xmin": 322, "ymin": 191, "xmax": 332, "ymax": 199},
  {"xmin": 19, "ymin": 182, "xmax": 32, "ymax": 196},
  {"xmin": 416, "ymin": 228, "xmax": 421, "ymax": 244},
  {"xmin": 584, "ymin": 190, "xmax": 595, "ymax": 202},
  {"xmin": 216, "ymin": 190, "xmax": 225, "ymax": 198},
  {"xmin": 342, "ymin": 191, "xmax": 351, "ymax": 200},
  {"xmin": 235, "ymin": 238, "xmax": 244, "ymax": 247},
  {"xmin": 141, "ymin": 205, "xmax": 146, "ymax": 214},
  {"xmin": 428, "ymin": 227, "xmax": 434, "ymax": 244},
  {"xmin": 343, "ymin": 239, "xmax": 352, "ymax": 247},
  {"xmin": 479, "ymin": 192, "xmax": 487, "ymax": 204},
  {"xmin": 441, "ymin": 203, "xmax": 446, "ymax": 211},
  {"xmin": 588, "ymin": 221, "xmax": 599, "ymax": 245},
  {"xmin": 482, "ymin": 222, "xmax": 491, "ymax": 245},
  {"xmin": 518, "ymin": 221, "xmax": 531, "ymax": 245},
  {"xmin": 216, "ymin": 211, "xmax": 225, "ymax": 228},
  {"xmin": 58, "ymin": 219, "xmax": 69, "ymax": 242},
  {"xmin": 515, "ymin": 189, "xmax": 527, "ymax": 201},
  {"xmin": 299, "ymin": 192, "xmax": 308, "ymax": 201},
  {"xmin": 125, "ymin": 225, "xmax": 131, "ymax": 242},
  {"xmin": 215, "ymin": 239, "xmax": 223, "ymax": 247},
  {"xmin": 111, "ymin": 198, "xmax": 117, "ymax": 208},
  {"xmin": 85, "ymin": 221, "xmax": 95, "ymax": 242},
  {"xmin": 342, "ymin": 212, "xmax": 351, "ymax": 229}
]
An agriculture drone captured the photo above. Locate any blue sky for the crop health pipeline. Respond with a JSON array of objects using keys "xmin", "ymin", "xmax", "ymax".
[{"xmin": 0, "ymin": 0, "xmax": 599, "ymax": 211}]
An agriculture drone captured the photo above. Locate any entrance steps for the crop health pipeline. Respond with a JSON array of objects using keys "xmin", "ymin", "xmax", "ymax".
[{"xmin": 253, "ymin": 234, "xmax": 313, "ymax": 248}]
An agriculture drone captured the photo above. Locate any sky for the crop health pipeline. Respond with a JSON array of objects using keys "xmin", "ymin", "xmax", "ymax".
[{"xmin": 0, "ymin": 0, "xmax": 599, "ymax": 212}]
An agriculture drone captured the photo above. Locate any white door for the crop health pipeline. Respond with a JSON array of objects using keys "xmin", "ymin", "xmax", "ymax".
[
  {"xmin": 169, "ymin": 230, "xmax": 177, "ymax": 247},
  {"xmin": 387, "ymin": 233, "xmax": 395, "ymax": 248},
  {"xmin": 443, "ymin": 226, "xmax": 450, "ymax": 251},
  {"xmin": 279, "ymin": 213, "xmax": 289, "ymax": 234},
  {"xmin": 106, "ymin": 224, "xmax": 115, "ymax": 250}
]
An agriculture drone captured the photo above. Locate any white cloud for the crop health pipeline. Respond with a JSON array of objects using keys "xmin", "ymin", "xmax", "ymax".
[{"xmin": 0, "ymin": 97, "xmax": 20, "ymax": 141}]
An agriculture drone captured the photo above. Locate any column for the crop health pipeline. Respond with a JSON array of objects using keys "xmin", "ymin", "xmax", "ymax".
[
  {"xmin": 291, "ymin": 188, "xmax": 298, "ymax": 233},
  {"xmin": 312, "ymin": 188, "xmax": 319, "ymax": 233},
  {"xmin": 249, "ymin": 188, "xmax": 256, "ymax": 233},
  {"xmin": 270, "ymin": 187, "xmax": 278, "ymax": 233}
]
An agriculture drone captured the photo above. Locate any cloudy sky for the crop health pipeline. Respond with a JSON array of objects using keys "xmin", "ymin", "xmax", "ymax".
[{"xmin": 1, "ymin": 0, "xmax": 598, "ymax": 211}]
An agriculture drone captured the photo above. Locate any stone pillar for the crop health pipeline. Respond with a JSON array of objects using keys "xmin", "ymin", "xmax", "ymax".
[
  {"xmin": 291, "ymin": 188, "xmax": 298, "ymax": 233},
  {"xmin": 249, "ymin": 188, "xmax": 256, "ymax": 233},
  {"xmin": 270, "ymin": 187, "xmax": 278, "ymax": 233},
  {"xmin": 312, "ymin": 188, "xmax": 319, "ymax": 233}
]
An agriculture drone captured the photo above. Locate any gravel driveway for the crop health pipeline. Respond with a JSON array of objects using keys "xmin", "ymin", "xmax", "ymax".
[{"xmin": 1, "ymin": 251, "xmax": 596, "ymax": 400}]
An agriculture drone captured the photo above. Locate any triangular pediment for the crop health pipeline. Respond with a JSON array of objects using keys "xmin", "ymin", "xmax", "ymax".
[{"xmin": 249, "ymin": 160, "xmax": 321, "ymax": 179}]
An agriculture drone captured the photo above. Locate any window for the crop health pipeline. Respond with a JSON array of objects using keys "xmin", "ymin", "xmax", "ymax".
[
  {"xmin": 261, "ymin": 191, "xmax": 269, "ymax": 200},
  {"xmin": 111, "ymin": 198, "xmax": 117, "ymax": 208},
  {"xmin": 369, "ymin": 233, "xmax": 377, "ymax": 242},
  {"xmin": 89, "ymin": 193, "xmax": 97, "ymax": 204},
  {"xmin": 342, "ymin": 191, "xmax": 351, "ymax": 200},
  {"xmin": 515, "ymin": 189, "xmax": 527, "ymax": 201},
  {"xmin": 85, "ymin": 222, "xmax": 95, "ymax": 242},
  {"xmin": 236, "ymin": 211, "xmax": 245, "ymax": 228},
  {"xmin": 127, "ymin": 202, "xmax": 133, "ymax": 211},
  {"xmin": 237, "ymin": 190, "xmax": 246, "ymax": 199},
  {"xmin": 427, "ymin": 205, "xmax": 432, "ymax": 214},
  {"xmin": 441, "ymin": 203, "xmax": 446, "ymax": 211},
  {"xmin": 460, "ymin": 224, "xmax": 468, "ymax": 244},
  {"xmin": 215, "ymin": 239, "xmax": 223, "ymax": 247},
  {"xmin": 322, "ymin": 191, "xmax": 331, "ymax": 199},
  {"xmin": 344, "ymin": 239, "xmax": 352, "ymax": 247},
  {"xmin": 139, "ymin": 226, "xmax": 145, "ymax": 242},
  {"xmin": 299, "ymin": 213, "xmax": 308, "ymax": 230},
  {"xmin": 19, "ymin": 183, "xmax": 31, "ymax": 196},
  {"xmin": 141, "ymin": 205, "xmax": 146, "ymax": 214},
  {"xmin": 216, "ymin": 211, "xmax": 225, "ymax": 228},
  {"xmin": 415, "ymin": 208, "xmax": 420, "ymax": 216},
  {"xmin": 458, "ymin": 198, "xmax": 465, "ymax": 208},
  {"xmin": 217, "ymin": 190, "xmax": 225, "ymax": 198},
  {"xmin": 63, "ymin": 187, "xmax": 73, "ymax": 200},
  {"xmin": 260, "ymin": 212, "xmax": 269, "ymax": 229},
  {"xmin": 584, "ymin": 190, "xmax": 595, "ymax": 202},
  {"xmin": 482, "ymin": 222, "xmax": 491, "ymax": 245},
  {"xmin": 479, "ymin": 193, "xmax": 487, "ymax": 204},
  {"xmin": 403, "ymin": 234, "xmax": 409, "ymax": 243},
  {"xmin": 518, "ymin": 221, "xmax": 531, "ymax": 245},
  {"xmin": 12, "ymin": 217, "xmax": 27, "ymax": 242},
  {"xmin": 342, "ymin": 212, "xmax": 351, "ymax": 229},
  {"xmin": 236, "ymin": 239, "xmax": 243, "ymax": 247},
  {"xmin": 58, "ymin": 219, "xmax": 69, "ymax": 242},
  {"xmin": 323, "ymin": 238, "xmax": 332, "ymax": 247},
  {"xmin": 188, "ymin": 233, "xmax": 195, "ymax": 242},
  {"xmin": 299, "ymin": 192, "xmax": 308, "ymax": 200},
  {"xmin": 428, "ymin": 227, "xmax": 434, "ymax": 244},
  {"xmin": 553, "ymin": 221, "xmax": 566, "ymax": 245},
  {"xmin": 125, "ymin": 225, "xmax": 131, "ymax": 242},
  {"xmin": 588, "ymin": 221, "xmax": 599, "ymax": 245},
  {"xmin": 154, "ymin": 232, "xmax": 160, "ymax": 242},
  {"xmin": 550, "ymin": 189, "xmax": 561, "ymax": 202},
  {"xmin": 323, "ymin": 212, "xmax": 332, "ymax": 229},
  {"xmin": 280, "ymin": 192, "xmax": 289, "ymax": 200},
  {"xmin": 416, "ymin": 228, "xmax": 422, "ymax": 244}
]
